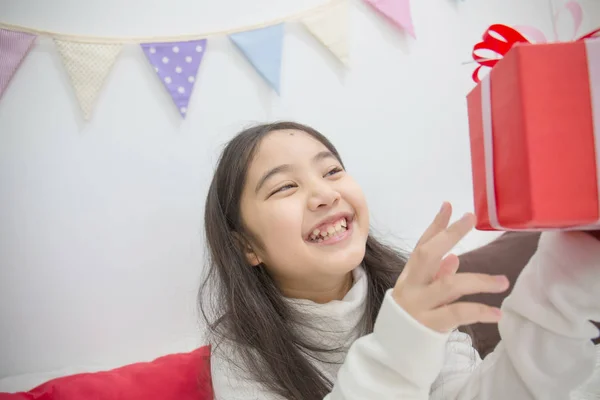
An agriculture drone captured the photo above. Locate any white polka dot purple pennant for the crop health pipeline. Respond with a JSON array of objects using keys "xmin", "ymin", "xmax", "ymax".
[{"xmin": 141, "ymin": 39, "xmax": 207, "ymax": 118}]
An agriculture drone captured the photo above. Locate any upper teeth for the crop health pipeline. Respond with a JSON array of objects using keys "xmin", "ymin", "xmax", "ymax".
[{"xmin": 309, "ymin": 218, "xmax": 348, "ymax": 241}]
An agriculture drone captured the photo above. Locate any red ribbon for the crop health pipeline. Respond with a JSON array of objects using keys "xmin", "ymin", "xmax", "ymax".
[
  {"xmin": 471, "ymin": 24, "xmax": 600, "ymax": 83},
  {"xmin": 579, "ymin": 27, "xmax": 600, "ymax": 41}
]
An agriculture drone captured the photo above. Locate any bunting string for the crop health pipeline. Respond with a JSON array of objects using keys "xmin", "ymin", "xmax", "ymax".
[{"xmin": 0, "ymin": 0, "xmax": 346, "ymax": 44}]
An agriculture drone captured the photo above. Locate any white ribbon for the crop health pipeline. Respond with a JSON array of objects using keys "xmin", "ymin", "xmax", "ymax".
[{"xmin": 481, "ymin": 38, "xmax": 600, "ymax": 231}]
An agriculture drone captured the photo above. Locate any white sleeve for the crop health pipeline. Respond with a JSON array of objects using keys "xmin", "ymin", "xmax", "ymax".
[
  {"xmin": 326, "ymin": 291, "xmax": 450, "ymax": 399},
  {"xmin": 211, "ymin": 292, "xmax": 453, "ymax": 400},
  {"xmin": 429, "ymin": 330, "xmax": 482, "ymax": 399},
  {"xmin": 430, "ymin": 231, "xmax": 600, "ymax": 400}
]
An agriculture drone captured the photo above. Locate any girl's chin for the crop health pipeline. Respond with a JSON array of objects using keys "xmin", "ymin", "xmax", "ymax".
[{"xmin": 317, "ymin": 249, "xmax": 366, "ymax": 274}]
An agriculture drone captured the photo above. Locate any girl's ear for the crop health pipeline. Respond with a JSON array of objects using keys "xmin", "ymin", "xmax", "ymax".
[
  {"xmin": 233, "ymin": 232, "xmax": 262, "ymax": 267},
  {"xmin": 245, "ymin": 249, "xmax": 262, "ymax": 267}
]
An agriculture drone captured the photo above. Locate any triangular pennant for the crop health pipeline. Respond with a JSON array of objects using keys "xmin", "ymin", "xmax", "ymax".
[
  {"xmin": 0, "ymin": 29, "xmax": 37, "ymax": 100},
  {"xmin": 229, "ymin": 24, "xmax": 284, "ymax": 94},
  {"xmin": 141, "ymin": 39, "xmax": 207, "ymax": 118},
  {"xmin": 54, "ymin": 40, "xmax": 121, "ymax": 120},
  {"xmin": 302, "ymin": 1, "xmax": 349, "ymax": 66},
  {"xmin": 363, "ymin": 0, "xmax": 415, "ymax": 38}
]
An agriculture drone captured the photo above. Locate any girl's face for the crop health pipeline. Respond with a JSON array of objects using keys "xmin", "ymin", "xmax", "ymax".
[{"xmin": 240, "ymin": 129, "xmax": 370, "ymax": 286}]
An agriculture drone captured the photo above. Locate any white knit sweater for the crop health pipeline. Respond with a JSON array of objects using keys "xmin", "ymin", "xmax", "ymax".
[{"xmin": 211, "ymin": 231, "xmax": 600, "ymax": 399}]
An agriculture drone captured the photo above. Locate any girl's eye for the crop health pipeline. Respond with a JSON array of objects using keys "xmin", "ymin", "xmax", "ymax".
[
  {"xmin": 325, "ymin": 167, "xmax": 343, "ymax": 177},
  {"xmin": 270, "ymin": 184, "xmax": 296, "ymax": 197}
]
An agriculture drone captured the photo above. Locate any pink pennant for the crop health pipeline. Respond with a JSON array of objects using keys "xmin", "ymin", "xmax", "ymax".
[
  {"xmin": 555, "ymin": 0, "xmax": 583, "ymax": 40},
  {"xmin": 363, "ymin": 0, "xmax": 415, "ymax": 38},
  {"xmin": 0, "ymin": 29, "xmax": 36, "ymax": 99}
]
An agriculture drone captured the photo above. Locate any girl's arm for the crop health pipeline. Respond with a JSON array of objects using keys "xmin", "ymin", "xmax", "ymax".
[{"xmin": 430, "ymin": 231, "xmax": 600, "ymax": 400}]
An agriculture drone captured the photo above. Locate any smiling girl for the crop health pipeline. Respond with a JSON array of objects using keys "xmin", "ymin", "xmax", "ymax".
[{"xmin": 199, "ymin": 121, "xmax": 600, "ymax": 399}]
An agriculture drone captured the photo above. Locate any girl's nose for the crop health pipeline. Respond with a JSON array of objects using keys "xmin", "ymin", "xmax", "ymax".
[{"xmin": 307, "ymin": 184, "xmax": 341, "ymax": 211}]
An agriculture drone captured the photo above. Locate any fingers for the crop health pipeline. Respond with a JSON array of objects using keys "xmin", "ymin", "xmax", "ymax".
[
  {"xmin": 423, "ymin": 273, "xmax": 509, "ymax": 309},
  {"xmin": 407, "ymin": 213, "xmax": 475, "ymax": 283},
  {"xmin": 392, "ymin": 205, "xmax": 505, "ymax": 334},
  {"xmin": 422, "ymin": 302, "xmax": 503, "ymax": 332},
  {"xmin": 433, "ymin": 253, "xmax": 460, "ymax": 281},
  {"xmin": 415, "ymin": 202, "xmax": 452, "ymax": 248},
  {"xmin": 421, "ymin": 212, "xmax": 476, "ymax": 262}
]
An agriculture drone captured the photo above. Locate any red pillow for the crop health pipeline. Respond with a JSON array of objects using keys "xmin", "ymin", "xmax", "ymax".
[{"xmin": 0, "ymin": 346, "xmax": 213, "ymax": 400}]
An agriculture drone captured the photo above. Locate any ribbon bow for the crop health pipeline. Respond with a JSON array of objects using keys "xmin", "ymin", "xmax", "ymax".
[
  {"xmin": 471, "ymin": 24, "xmax": 530, "ymax": 83},
  {"xmin": 471, "ymin": 0, "xmax": 600, "ymax": 83}
]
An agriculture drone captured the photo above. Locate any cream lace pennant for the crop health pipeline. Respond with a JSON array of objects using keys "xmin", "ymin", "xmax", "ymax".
[
  {"xmin": 302, "ymin": 0, "xmax": 349, "ymax": 66},
  {"xmin": 54, "ymin": 40, "xmax": 121, "ymax": 120}
]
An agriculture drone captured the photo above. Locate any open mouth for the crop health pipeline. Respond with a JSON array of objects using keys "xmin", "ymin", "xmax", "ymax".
[{"xmin": 307, "ymin": 216, "xmax": 352, "ymax": 244}]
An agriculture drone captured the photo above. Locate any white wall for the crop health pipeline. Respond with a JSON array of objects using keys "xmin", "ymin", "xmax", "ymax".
[{"xmin": 1, "ymin": 0, "xmax": 599, "ymax": 379}]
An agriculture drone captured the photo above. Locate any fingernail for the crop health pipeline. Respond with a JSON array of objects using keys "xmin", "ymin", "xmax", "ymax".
[
  {"xmin": 440, "ymin": 202, "xmax": 447, "ymax": 213},
  {"xmin": 461, "ymin": 213, "xmax": 475, "ymax": 225},
  {"xmin": 492, "ymin": 308, "xmax": 503, "ymax": 317},
  {"xmin": 495, "ymin": 275, "xmax": 508, "ymax": 287}
]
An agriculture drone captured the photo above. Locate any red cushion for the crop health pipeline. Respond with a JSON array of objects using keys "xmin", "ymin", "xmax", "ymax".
[{"xmin": 0, "ymin": 346, "xmax": 212, "ymax": 400}]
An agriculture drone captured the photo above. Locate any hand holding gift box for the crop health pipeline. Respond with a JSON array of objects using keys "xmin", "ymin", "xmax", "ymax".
[{"xmin": 466, "ymin": 23, "xmax": 600, "ymax": 231}]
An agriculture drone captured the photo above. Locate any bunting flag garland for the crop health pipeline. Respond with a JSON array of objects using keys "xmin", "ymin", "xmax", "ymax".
[
  {"xmin": 302, "ymin": 1, "xmax": 349, "ymax": 66},
  {"xmin": 229, "ymin": 24, "xmax": 284, "ymax": 94},
  {"xmin": 2, "ymin": 0, "xmax": 595, "ymax": 124},
  {"xmin": 0, "ymin": 29, "xmax": 36, "ymax": 100},
  {"xmin": 54, "ymin": 40, "xmax": 121, "ymax": 120},
  {"xmin": 363, "ymin": 0, "xmax": 415, "ymax": 38},
  {"xmin": 0, "ymin": 0, "xmax": 420, "ymax": 121},
  {"xmin": 141, "ymin": 39, "xmax": 207, "ymax": 118}
]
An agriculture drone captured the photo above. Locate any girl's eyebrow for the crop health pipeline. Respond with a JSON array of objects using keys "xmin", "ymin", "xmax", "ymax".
[
  {"xmin": 254, "ymin": 151, "xmax": 336, "ymax": 194},
  {"xmin": 255, "ymin": 164, "xmax": 292, "ymax": 194}
]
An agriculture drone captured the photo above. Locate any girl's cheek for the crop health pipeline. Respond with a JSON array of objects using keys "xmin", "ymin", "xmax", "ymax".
[{"xmin": 266, "ymin": 201, "xmax": 304, "ymax": 231}]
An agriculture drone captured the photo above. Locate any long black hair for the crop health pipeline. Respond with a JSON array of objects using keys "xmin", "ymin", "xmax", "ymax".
[{"xmin": 199, "ymin": 121, "xmax": 408, "ymax": 399}]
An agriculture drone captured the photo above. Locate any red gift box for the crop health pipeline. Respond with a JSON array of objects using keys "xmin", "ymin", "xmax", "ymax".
[{"xmin": 467, "ymin": 38, "xmax": 600, "ymax": 230}]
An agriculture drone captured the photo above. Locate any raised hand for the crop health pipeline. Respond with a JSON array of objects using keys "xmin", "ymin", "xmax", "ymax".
[{"xmin": 392, "ymin": 203, "xmax": 510, "ymax": 333}]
